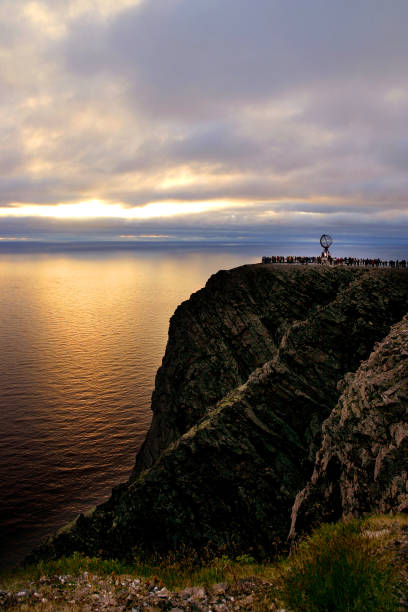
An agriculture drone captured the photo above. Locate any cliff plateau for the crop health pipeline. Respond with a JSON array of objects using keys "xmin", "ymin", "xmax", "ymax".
[{"xmin": 32, "ymin": 264, "xmax": 408, "ymax": 561}]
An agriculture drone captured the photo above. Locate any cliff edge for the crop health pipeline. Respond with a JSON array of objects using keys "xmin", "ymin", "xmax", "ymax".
[{"xmin": 31, "ymin": 264, "xmax": 408, "ymax": 560}]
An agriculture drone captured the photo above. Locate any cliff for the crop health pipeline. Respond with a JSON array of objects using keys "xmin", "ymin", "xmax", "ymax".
[
  {"xmin": 31, "ymin": 264, "xmax": 408, "ymax": 561},
  {"xmin": 133, "ymin": 264, "xmax": 407, "ymax": 476},
  {"xmin": 133, "ymin": 264, "xmax": 358, "ymax": 476},
  {"xmin": 290, "ymin": 313, "xmax": 408, "ymax": 538}
]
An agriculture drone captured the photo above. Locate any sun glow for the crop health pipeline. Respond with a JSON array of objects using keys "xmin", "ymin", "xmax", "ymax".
[{"xmin": 0, "ymin": 199, "xmax": 239, "ymax": 220}]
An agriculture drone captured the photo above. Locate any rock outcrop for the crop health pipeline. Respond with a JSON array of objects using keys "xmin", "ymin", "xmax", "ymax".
[
  {"xmin": 133, "ymin": 265, "xmax": 407, "ymax": 476},
  {"xmin": 31, "ymin": 265, "xmax": 408, "ymax": 561},
  {"xmin": 290, "ymin": 314, "xmax": 408, "ymax": 538},
  {"xmin": 133, "ymin": 264, "xmax": 359, "ymax": 476}
]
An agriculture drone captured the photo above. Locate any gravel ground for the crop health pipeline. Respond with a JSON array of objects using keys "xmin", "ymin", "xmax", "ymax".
[{"xmin": 0, "ymin": 572, "xmax": 283, "ymax": 611}]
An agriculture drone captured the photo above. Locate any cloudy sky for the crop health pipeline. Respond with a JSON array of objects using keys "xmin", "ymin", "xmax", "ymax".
[{"xmin": 1, "ymin": 0, "xmax": 408, "ymax": 244}]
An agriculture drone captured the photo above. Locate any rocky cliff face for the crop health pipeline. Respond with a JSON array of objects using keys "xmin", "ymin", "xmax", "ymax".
[
  {"xmin": 32, "ymin": 265, "xmax": 408, "ymax": 561},
  {"xmin": 290, "ymin": 314, "xmax": 408, "ymax": 538},
  {"xmin": 133, "ymin": 265, "xmax": 406, "ymax": 476}
]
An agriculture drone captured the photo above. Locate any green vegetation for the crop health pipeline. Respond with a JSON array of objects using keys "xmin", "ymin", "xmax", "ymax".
[
  {"xmin": 0, "ymin": 549, "xmax": 272, "ymax": 592},
  {"xmin": 1, "ymin": 515, "xmax": 406, "ymax": 611},
  {"xmin": 279, "ymin": 516, "xmax": 405, "ymax": 612}
]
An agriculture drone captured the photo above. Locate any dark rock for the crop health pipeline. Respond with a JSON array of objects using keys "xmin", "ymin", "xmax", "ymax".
[
  {"xmin": 290, "ymin": 314, "xmax": 408, "ymax": 538},
  {"xmin": 133, "ymin": 264, "xmax": 363, "ymax": 476},
  {"xmin": 30, "ymin": 265, "xmax": 408, "ymax": 561}
]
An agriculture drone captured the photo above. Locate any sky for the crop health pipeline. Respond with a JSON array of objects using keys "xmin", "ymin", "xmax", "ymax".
[{"xmin": 1, "ymin": 0, "xmax": 408, "ymax": 246}]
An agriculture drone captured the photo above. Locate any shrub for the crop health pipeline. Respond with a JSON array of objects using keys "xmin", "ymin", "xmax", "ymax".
[{"xmin": 280, "ymin": 519, "xmax": 401, "ymax": 612}]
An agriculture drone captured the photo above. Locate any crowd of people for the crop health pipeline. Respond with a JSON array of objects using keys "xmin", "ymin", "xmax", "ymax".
[{"xmin": 261, "ymin": 255, "xmax": 407, "ymax": 268}]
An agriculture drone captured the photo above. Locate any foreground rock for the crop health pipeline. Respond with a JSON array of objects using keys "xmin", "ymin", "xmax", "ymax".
[
  {"xmin": 0, "ymin": 572, "xmax": 279, "ymax": 611},
  {"xmin": 31, "ymin": 266, "xmax": 408, "ymax": 560},
  {"xmin": 290, "ymin": 314, "xmax": 408, "ymax": 538}
]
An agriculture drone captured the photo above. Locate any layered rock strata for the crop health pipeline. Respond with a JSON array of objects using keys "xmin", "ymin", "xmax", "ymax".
[
  {"xmin": 290, "ymin": 314, "xmax": 408, "ymax": 538},
  {"xmin": 134, "ymin": 265, "xmax": 406, "ymax": 475},
  {"xmin": 32, "ymin": 265, "xmax": 408, "ymax": 561}
]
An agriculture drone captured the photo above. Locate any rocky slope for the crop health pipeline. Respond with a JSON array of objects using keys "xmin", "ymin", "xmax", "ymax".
[
  {"xmin": 290, "ymin": 313, "xmax": 408, "ymax": 538},
  {"xmin": 133, "ymin": 264, "xmax": 360, "ymax": 476},
  {"xmin": 133, "ymin": 264, "xmax": 406, "ymax": 476},
  {"xmin": 31, "ymin": 265, "xmax": 408, "ymax": 561}
]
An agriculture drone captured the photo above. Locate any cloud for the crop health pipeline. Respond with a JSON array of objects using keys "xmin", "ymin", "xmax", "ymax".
[
  {"xmin": 61, "ymin": 0, "xmax": 408, "ymax": 118},
  {"xmin": 0, "ymin": 0, "xmax": 408, "ymax": 242}
]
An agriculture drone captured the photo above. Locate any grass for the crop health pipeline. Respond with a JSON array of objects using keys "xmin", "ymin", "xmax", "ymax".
[
  {"xmin": 1, "ymin": 514, "xmax": 406, "ymax": 610},
  {"xmin": 0, "ymin": 549, "xmax": 277, "ymax": 592},
  {"xmin": 278, "ymin": 515, "xmax": 406, "ymax": 612}
]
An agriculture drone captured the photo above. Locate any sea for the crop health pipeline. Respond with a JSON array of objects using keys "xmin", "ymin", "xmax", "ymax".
[{"xmin": 0, "ymin": 239, "xmax": 407, "ymax": 569}]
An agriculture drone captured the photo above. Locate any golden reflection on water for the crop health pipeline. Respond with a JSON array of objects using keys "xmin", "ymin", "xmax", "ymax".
[{"xmin": 0, "ymin": 248, "xmax": 259, "ymax": 566}]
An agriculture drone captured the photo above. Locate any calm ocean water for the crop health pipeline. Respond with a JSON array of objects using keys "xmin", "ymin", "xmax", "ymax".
[
  {"xmin": 1, "ymin": 240, "xmax": 407, "ymax": 568},
  {"xmin": 0, "ymin": 246, "xmax": 262, "ymax": 568}
]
